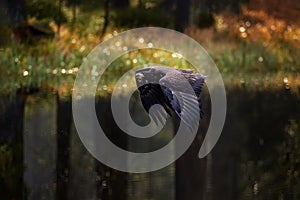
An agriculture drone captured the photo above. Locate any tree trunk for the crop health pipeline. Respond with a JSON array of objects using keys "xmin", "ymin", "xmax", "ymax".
[
  {"xmin": 0, "ymin": 94, "xmax": 26, "ymax": 199},
  {"xmin": 111, "ymin": 0, "xmax": 129, "ymax": 8},
  {"xmin": 174, "ymin": 0, "xmax": 191, "ymax": 32},
  {"xmin": 71, "ymin": 4, "xmax": 77, "ymax": 31},
  {"xmin": 101, "ymin": 0, "xmax": 110, "ymax": 39},
  {"xmin": 56, "ymin": 95, "xmax": 72, "ymax": 200},
  {"xmin": 57, "ymin": 0, "xmax": 63, "ymax": 37},
  {"xmin": 5, "ymin": 0, "xmax": 26, "ymax": 28}
]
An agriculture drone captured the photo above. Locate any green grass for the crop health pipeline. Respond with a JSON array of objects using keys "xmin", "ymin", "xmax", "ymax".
[
  {"xmin": 0, "ymin": 39, "xmax": 84, "ymax": 95},
  {"xmin": 216, "ymin": 42, "xmax": 300, "ymax": 74},
  {"xmin": 1, "ymin": 23, "xmax": 299, "ymax": 96}
]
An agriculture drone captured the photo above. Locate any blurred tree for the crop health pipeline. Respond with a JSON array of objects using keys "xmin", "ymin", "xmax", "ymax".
[
  {"xmin": 190, "ymin": 0, "xmax": 248, "ymax": 29},
  {"xmin": 26, "ymin": 0, "xmax": 68, "ymax": 25},
  {"xmin": 0, "ymin": 95, "xmax": 26, "ymax": 199},
  {"xmin": 65, "ymin": 0, "xmax": 80, "ymax": 30},
  {"xmin": 137, "ymin": 0, "xmax": 162, "ymax": 9},
  {"xmin": 65, "ymin": 0, "xmax": 103, "ymax": 11},
  {"xmin": 25, "ymin": 0, "xmax": 67, "ymax": 38},
  {"xmin": 174, "ymin": 0, "xmax": 190, "ymax": 32},
  {"xmin": 56, "ymin": 96, "xmax": 72, "ymax": 200},
  {"xmin": 0, "ymin": 1, "xmax": 10, "ymax": 45},
  {"xmin": 212, "ymin": 0, "xmax": 248, "ymax": 13},
  {"xmin": 111, "ymin": 0, "xmax": 129, "ymax": 8},
  {"xmin": 2, "ymin": 0, "xmax": 28, "ymax": 42},
  {"xmin": 197, "ymin": 0, "xmax": 214, "ymax": 28},
  {"xmin": 160, "ymin": 0, "xmax": 176, "ymax": 13},
  {"xmin": 2, "ymin": 0, "xmax": 60, "ymax": 43},
  {"xmin": 5, "ymin": 0, "xmax": 27, "ymax": 28},
  {"xmin": 57, "ymin": 0, "xmax": 63, "ymax": 36},
  {"xmin": 278, "ymin": 120, "xmax": 300, "ymax": 199},
  {"xmin": 137, "ymin": 0, "xmax": 143, "ymax": 8},
  {"xmin": 100, "ymin": 0, "xmax": 110, "ymax": 39},
  {"xmin": 199, "ymin": 0, "xmax": 213, "ymax": 15},
  {"xmin": 114, "ymin": 7, "xmax": 171, "ymax": 28}
]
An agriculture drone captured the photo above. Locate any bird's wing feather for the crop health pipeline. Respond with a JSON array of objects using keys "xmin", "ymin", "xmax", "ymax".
[
  {"xmin": 160, "ymin": 85, "xmax": 181, "ymax": 116},
  {"xmin": 159, "ymin": 73, "xmax": 200, "ymax": 131},
  {"xmin": 183, "ymin": 73, "xmax": 206, "ymax": 118},
  {"xmin": 184, "ymin": 73, "xmax": 206, "ymax": 97}
]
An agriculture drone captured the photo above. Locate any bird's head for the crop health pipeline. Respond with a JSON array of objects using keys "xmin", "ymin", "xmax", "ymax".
[{"xmin": 135, "ymin": 66, "xmax": 168, "ymax": 85}]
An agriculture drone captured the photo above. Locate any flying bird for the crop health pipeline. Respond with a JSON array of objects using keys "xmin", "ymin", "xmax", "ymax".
[{"xmin": 135, "ymin": 66, "xmax": 206, "ymax": 130}]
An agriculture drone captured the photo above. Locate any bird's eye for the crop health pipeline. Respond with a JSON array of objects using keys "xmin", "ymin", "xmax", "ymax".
[{"xmin": 136, "ymin": 73, "xmax": 144, "ymax": 79}]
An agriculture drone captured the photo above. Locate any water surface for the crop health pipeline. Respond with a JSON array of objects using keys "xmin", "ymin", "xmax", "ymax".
[{"xmin": 0, "ymin": 86, "xmax": 300, "ymax": 200}]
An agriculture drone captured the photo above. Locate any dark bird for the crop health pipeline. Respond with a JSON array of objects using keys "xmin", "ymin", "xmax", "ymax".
[{"xmin": 135, "ymin": 66, "xmax": 206, "ymax": 130}]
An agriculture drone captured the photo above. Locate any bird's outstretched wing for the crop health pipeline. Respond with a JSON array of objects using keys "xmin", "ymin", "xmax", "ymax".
[
  {"xmin": 159, "ymin": 73, "xmax": 201, "ymax": 131},
  {"xmin": 184, "ymin": 73, "xmax": 206, "ymax": 97},
  {"xmin": 137, "ymin": 83, "xmax": 172, "ymax": 125}
]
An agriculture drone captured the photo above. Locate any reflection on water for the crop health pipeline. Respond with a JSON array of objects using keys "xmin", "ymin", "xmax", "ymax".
[
  {"xmin": 24, "ymin": 95, "xmax": 56, "ymax": 200},
  {"xmin": 0, "ymin": 86, "xmax": 300, "ymax": 199}
]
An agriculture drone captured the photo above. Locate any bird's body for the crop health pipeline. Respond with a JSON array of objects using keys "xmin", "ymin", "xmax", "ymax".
[{"xmin": 135, "ymin": 66, "xmax": 206, "ymax": 130}]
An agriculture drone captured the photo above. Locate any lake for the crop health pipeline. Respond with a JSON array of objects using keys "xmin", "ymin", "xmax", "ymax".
[{"xmin": 0, "ymin": 84, "xmax": 300, "ymax": 200}]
